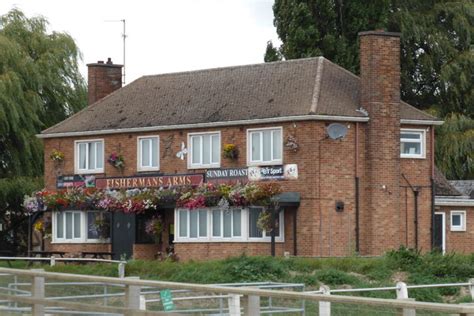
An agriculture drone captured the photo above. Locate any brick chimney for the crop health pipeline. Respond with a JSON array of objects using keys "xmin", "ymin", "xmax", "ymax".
[
  {"xmin": 359, "ymin": 31, "xmax": 401, "ymax": 255},
  {"xmin": 87, "ymin": 58, "xmax": 123, "ymax": 105}
]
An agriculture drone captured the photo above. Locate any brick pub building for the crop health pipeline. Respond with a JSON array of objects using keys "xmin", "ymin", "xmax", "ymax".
[{"xmin": 37, "ymin": 31, "xmax": 447, "ymax": 261}]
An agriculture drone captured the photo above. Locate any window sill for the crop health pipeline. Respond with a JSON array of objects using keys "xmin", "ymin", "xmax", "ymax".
[
  {"xmin": 74, "ymin": 170, "xmax": 105, "ymax": 175},
  {"xmin": 400, "ymin": 155, "xmax": 425, "ymax": 159},
  {"xmin": 174, "ymin": 239, "xmax": 285, "ymax": 243},
  {"xmin": 450, "ymin": 228, "xmax": 466, "ymax": 232},
  {"xmin": 137, "ymin": 167, "xmax": 160, "ymax": 172},
  {"xmin": 51, "ymin": 240, "xmax": 111, "ymax": 244},
  {"xmin": 187, "ymin": 164, "xmax": 221, "ymax": 170}
]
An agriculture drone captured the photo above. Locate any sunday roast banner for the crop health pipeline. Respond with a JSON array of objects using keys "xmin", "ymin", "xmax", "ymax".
[{"xmin": 95, "ymin": 174, "xmax": 204, "ymax": 189}]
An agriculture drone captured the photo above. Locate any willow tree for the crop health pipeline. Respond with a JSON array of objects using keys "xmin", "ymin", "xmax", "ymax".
[
  {"xmin": 0, "ymin": 9, "xmax": 87, "ymax": 177},
  {"xmin": 435, "ymin": 114, "xmax": 474, "ymax": 180}
]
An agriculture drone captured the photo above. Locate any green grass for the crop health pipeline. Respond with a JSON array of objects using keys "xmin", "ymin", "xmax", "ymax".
[{"xmin": 1, "ymin": 247, "xmax": 473, "ymax": 303}]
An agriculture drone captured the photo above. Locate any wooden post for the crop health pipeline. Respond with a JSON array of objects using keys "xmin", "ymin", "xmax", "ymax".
[
  {"xmin": 396, "ymin": 282, "xmax": 416, "ymax": 316},
  {"xmin": 243, "ymin": 295, "xmax": 260, "ymax": 315},
  {"xmin": 228, "ymin": 294, "xmax": 242, "ymax": 316},
  {"xmin": 30, "ymin": 269, "xmax": 45, "ymax": 316},
  {"xmin": 50, "ymin": 255, "xmax": 56, "ymax": 267},
  {"xmin": 125, "ymin": 277, "xmax": 141, "ymax": 315},
  {"xmin": 319, "ymin": 285, "xmax": 331, "ymax": 316}
]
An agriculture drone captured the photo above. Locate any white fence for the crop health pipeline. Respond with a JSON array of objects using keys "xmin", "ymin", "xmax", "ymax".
[{"xmin": 1, "ymin": 267, "xmax": 474, "ymax": 315}]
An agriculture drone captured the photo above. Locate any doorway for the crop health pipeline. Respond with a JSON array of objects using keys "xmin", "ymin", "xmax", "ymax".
[
  {"xmin": 112, "ymin": 212, "xmax": 135, "ymax": 260},
  {"xmin": 433, "ymin": 212, "xmax": 445, "ymax": 254}
]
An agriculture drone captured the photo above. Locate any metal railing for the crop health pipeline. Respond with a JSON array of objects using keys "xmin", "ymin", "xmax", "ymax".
[
  {"xmin": 0, "ymin": 267, "xmax": 474, "ymax": 315},
  {"xmin": 0, "ymin": 256, "xmax": 126, "ymax": 278}
]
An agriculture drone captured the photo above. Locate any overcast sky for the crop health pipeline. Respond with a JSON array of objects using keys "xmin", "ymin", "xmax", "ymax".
[{"xmin": 1, "ymin": 0, "xmax": 280, "ymax": 84}]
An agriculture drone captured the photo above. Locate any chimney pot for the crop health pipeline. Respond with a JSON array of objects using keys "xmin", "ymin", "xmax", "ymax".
[
  {"xmin": 97, "ymin": 60, "xmax": 104, "ymax": 64},
  {"xmin": 106, "ymin": 58, "xmax": 113, "ymax": 65}
]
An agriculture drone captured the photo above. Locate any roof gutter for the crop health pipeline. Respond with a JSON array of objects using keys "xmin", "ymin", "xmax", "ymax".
[
  {"xmin": 401, "ymin": 119, "xmax": 443, "ymax": 126},
  {"xmin": 435, "ymin": 197, "xmax": 474, "ymax": 207},
  {"xmin": 37, "ymin": 114, "xmax": 370, "ymax": 139}
]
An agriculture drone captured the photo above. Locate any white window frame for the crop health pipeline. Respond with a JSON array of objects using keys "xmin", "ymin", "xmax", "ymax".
[
  {"xmin": 74, "ymin": 139, "xmax": 105, "ymax": 174},
  {"xmin": 450, "ymin": 210, "xmax": 466, "ymax": 232},
  {"xmin": 400, "ymin": 129, "xmax": 426, "ymax": 159},
  {"xmin": 52, "ymin": 211, "xmax": 110, "ymax": 243},
  {"xmin": 211, "ymin": 209, "xmax": 243, "ymax": 241},
  {"xmin": 187, "ymin": 131, "xmax": 221, "ymax": 169},
  {"xmin": 174, "ymin": 208, "xmax": 284, "ymax": 243},
  {"xmin": 247, "ymin": 127, "xmax": 283, "ymax": 166},
  {"xmin": 137, "ymin": 136, "xmax": 160, "ymax": 172}
]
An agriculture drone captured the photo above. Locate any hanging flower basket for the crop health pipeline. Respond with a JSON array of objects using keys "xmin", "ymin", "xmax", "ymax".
[
  {"xmin": 108, "ymin": 152, "xmax": 125, "ymax": 170},
  {"xmin": 145, "ymin": 216, "xmax": 163, "ymax": 243},
  {"xmin": 50, "ymin": 149, "xmax": 65, "ymax": 162},
  {"xmin": 223, "ymin": 144, "xmax": 239, "ymax": 160}
]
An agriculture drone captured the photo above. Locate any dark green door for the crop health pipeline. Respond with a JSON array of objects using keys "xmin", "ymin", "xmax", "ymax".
[{"xmin": 112, "ymin": 212, "xmax": 135, "ymax": 260}]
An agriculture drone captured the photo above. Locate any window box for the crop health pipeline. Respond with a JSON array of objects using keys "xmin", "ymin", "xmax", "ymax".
[
  {"xmin": 400, "ymin": 129, "xmax": 426, "ymax": 159},
  {"xmin": 450, "ymin": 211, "xmax": 466, "ymax": 231},
  {"xmin": 188, "ymin": 132, "xmax": 221, "ymax": 169},
  {"xmin": 75, "ymin": 139, "xmax": 104, "ymax": 174},
  {"xmin": 137, "ymin": 136, "xmax": 160, "ymax": 171},
  {"xmin": 247, "ymin": 127, "xmax": 283, "ymax": 166}
]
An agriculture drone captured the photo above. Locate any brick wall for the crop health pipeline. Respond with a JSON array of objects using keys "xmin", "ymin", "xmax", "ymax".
[
  {"xmin": 360, "ymin": 31, "xmax": 402, "ymax": 255},
  {"xmin": 437, "ymin": 206, "xmax": 474, "ymax": 254}
]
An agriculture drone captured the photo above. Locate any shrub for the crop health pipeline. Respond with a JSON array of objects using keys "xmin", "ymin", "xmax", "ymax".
[{"xmin": 314, "ymin": 269, "xmax": 359, "ymax": 286}]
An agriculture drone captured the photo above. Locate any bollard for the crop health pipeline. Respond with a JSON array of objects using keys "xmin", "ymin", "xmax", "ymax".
[
  {"xmin": 469, "ymin": 278, "xmax": 474, "ymax": 301},
  {"xmin": 30, "ymin": 269, "xmax": 45, "ymax": 316},
  {"xmin": 50, "ymin": 255, "xmax": 55, "ymax": 267},
  {"xmin": 396, "ymin": 282, "xmax": 416, "ymax": 316},
  {"xmin": 319, "ymin": 285, "xmax": 331, "ymax": 316},
  {"xmin": 118, "ymin": 262, "xmax": 125, "ymax": 278}
]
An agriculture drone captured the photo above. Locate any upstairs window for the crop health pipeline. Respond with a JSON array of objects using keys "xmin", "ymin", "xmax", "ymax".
[
  {"xmin": 248, "ymin": 127, "xmax": 282, "ymax": 165},
  {"xmin": 138, "ymin": 136, "xmax": 159, "ymax": 171},
  {"xmin": 400, "ymin": 129, "xmax": 425, "ymax": 159},
  {"xmin": 75, "ymin": 140, "xmax": 104, "ymax": 173},
  {"xmin": 188, "ymin": 132, "xmax": 220, "ymax": 169}
]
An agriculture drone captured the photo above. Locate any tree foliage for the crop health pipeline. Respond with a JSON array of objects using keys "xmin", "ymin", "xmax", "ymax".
[
  {"xmin": 435, "ymin": 114, "xmax": 474, "ymax": 180},
  {"xmin": 0, "ymin": 177, "xmax": 43, "ymax": 252},
  {"xmin": 266, "ymin": 0, "xmax": 473, "ymax": 116},
  {"xmin": 0, "ymin": 9, "xmax": 87, "ymax": 177},
  {"xmin": 266, "ymin": 0, "xmax": 474, "ymax": 179}
]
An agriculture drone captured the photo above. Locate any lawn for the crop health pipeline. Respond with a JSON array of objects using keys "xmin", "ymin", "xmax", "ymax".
[{"xmin": 1, "ymin": 247, "xmax": 473, "ymax": 304}]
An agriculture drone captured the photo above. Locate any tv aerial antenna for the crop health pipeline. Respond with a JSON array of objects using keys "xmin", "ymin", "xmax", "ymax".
[{"xmin": 105, "ymin": 19, "xmax": 127, "ymax": 84}]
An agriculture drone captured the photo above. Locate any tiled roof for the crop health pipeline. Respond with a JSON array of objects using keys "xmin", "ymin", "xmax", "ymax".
[
  {"xmin": 434, "ymin": 168, "xmax": 462, "ymax": 196},
  {"xmin": 449, "ymin": 180, "xmax": 474, "ymax": 198},
  {"xmin": 42, "ymin": 57, "xmax": 440, "ymax": 135}
]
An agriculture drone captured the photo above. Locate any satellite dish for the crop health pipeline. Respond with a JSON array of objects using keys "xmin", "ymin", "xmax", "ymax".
[{"xmin": 327, "ymin": 123, "xmax": 348, "ymax": 140}]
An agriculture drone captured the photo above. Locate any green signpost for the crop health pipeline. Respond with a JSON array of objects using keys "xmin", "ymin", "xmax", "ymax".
[{"xmin": 160, "ymin": 289, "xmax": 175, "ymax": 311}]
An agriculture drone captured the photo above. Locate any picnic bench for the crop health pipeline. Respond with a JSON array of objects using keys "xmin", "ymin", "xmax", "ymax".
[{"xmin": 81, "ymin": 251, "xmax": 114, "ymax": 260}]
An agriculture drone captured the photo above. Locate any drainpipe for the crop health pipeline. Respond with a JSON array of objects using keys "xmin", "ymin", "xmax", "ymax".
[
  {"xmin": 355, "ymin": 122, "xmax": 360, "ymax": 253},
  {"xmin": 414, "ymin": 188, "xmax": 419, "ymax": 250},
  {"xmin": 430, "ymin": 126, "xmax": 436, "ymax": 250},
  {"xmin": 402, "ymin": 173, "xmax": 420, "ymax": 251},
  {"xmin": 270, "ymin": 206, "xmax": 276, "ymax": 257}
]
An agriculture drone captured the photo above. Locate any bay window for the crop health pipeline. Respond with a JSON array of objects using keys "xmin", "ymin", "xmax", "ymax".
[
  {"xmin": 53, "ymin": 211, "xmax": 110, "ymax": 243},
  {"xmin": 247, "ymin": 127, "xmax": 282, "ymax": 165},
  {"xmin": 175, "ymin": 208, "xmax": 284, "ymax": 242},
  {"xmin": 75, "ymin": 139, "xmax": 104, "ymax": 173}
]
